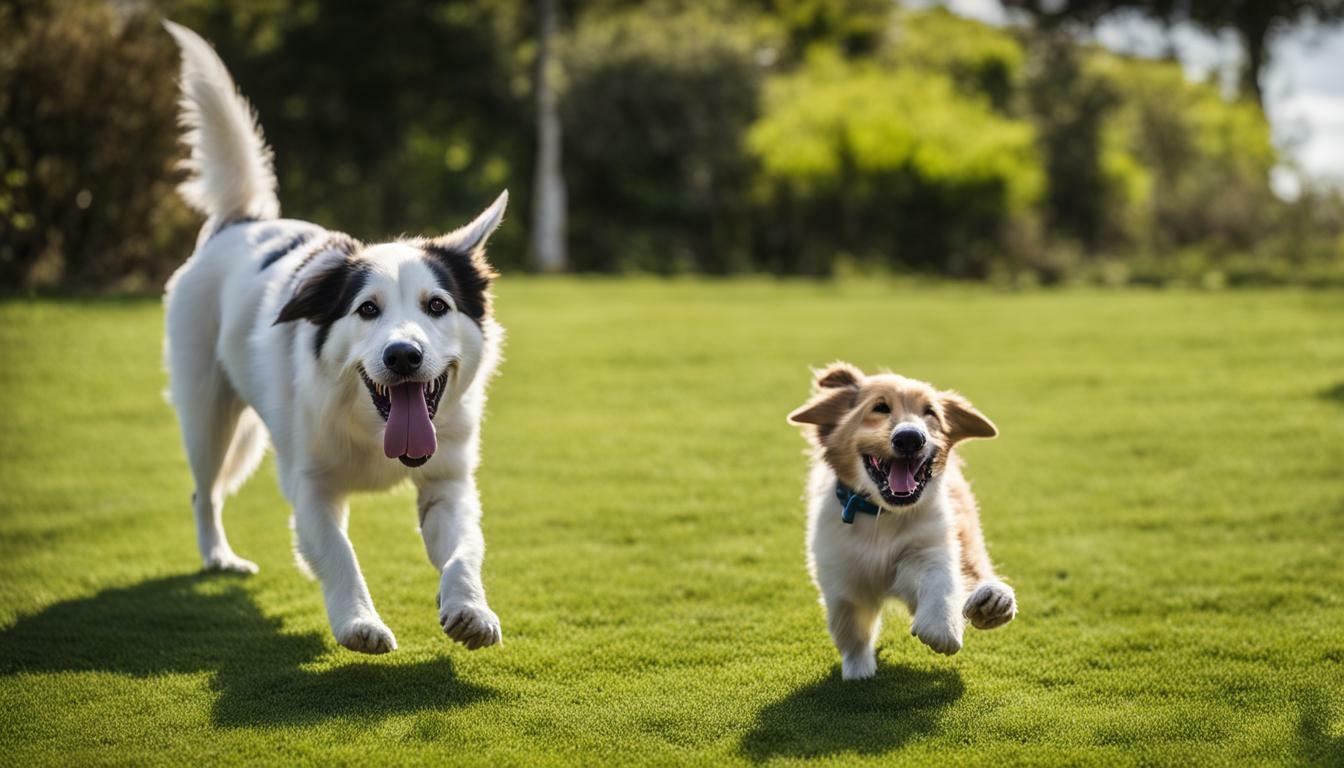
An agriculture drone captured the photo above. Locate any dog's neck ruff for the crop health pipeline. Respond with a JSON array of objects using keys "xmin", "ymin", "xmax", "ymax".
[{"xmin": 835, "ymin": 482, "xmax": 881, "ymax": 524}]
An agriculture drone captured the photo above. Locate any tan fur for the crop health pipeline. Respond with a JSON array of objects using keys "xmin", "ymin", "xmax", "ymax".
[
  {"xmin": 946, "ymin": 454, "xmax": 996, "ymax": 586},
  {"xmin": 789, "ymin": 363, "xmax": 1016, "ymax": 677},
  {"xmin": 797, "ymin": 376, "xmax": 1001, "ymax": 586}
]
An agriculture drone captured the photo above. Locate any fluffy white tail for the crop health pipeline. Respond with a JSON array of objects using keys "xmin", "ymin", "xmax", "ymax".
[{"xmin": 164, "ymin": 20, "xmax": 279, "ymax": 224}]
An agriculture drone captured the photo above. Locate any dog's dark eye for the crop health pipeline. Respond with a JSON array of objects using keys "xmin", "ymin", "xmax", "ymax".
[
  {"xmin": 873, "ymin": 402, "xmax": 891, "ymax": 414},
  {"xmin": 356, "ymin": 301, "xmax": 380, "ymax": 319},
  {"xmin": 924, "ymin": 405, "xmax": 937, "ymax": 417},
  {"xmin": 427, "ymin": 297, "xmax": 449, "ymax": 317}
]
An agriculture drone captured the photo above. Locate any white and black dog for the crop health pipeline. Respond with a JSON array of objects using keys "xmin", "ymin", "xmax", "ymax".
[{"xmin": 161, "ymin": 22, "xmax": 506, "ymax": 654}]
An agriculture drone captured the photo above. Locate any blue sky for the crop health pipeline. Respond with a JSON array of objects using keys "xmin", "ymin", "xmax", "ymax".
[{"xmin": 940, "ymin": 0, "xmax": 1344, "ymax": 197}]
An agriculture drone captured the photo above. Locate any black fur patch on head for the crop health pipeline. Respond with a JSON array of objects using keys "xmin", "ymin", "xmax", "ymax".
[
  {"xmin": 274, "ymin": 249, "xmax": 371, "ymax": 359},
  {"xmin": 420, "ymin": 241, "xmax": 496, "ymax": 325},
  {"xmin": 258, "ymin": 232, "xmax": 317, "ymax": 271},
  {"xmin": 279, "ymin": 232, "xmax": 359, "ymax": 281}
]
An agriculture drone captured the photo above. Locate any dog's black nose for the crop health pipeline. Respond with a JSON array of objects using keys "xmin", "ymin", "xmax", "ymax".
[
  {"xmin": 891, "ymin": 427, "xmax": 926, "ymax": 456},
  {"xmin": 382, "ymin": 341, "xmax": 423, "ymax": 375}
]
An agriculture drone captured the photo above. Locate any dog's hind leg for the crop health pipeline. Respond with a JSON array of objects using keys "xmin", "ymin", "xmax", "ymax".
[
  {"xmin": 175, "ymin": 372, "xmax": 259, "ymax": 574},
  {"xmin": 219, "ymin": 407, "xmax": 268, "ymax": 497}
]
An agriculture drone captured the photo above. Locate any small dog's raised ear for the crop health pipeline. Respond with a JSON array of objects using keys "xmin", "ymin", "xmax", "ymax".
[
  {"xmin": 940, "ymin": 392, "xmax": 998, "ymax": 443},
  {"xmin": 814, "ymin": 361, "xmax": 864, "ymax": 390},
  {"xmin": 788, "ymin": 363, "xmax": 862, "ymax": 432}
]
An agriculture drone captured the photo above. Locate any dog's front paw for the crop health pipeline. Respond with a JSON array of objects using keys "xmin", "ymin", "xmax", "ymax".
[
  {"xmin": 841, "ymin": 651, "xmax": 877, "ymax": 680},
  {"xmin": 911, "ymin": 611, "xmax": 963, "ymax": 656},
  {"xmin": 439, "ymin": 599, "xmax": 501, "ymax": 650},
  {"xmin": 963, "ymin": 580, "xmax": 1017, "ymax": 630},
  {"xmin": 336, "ymin": 617, "xmax": 397, "ymax": 654},
  {"xmin": 203, "ymin": 550, "xmax": 259, "ymax": 574}
]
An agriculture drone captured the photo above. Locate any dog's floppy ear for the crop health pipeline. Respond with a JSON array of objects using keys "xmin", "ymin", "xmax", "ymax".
[
  {"xmin": 787, "ymin": 389, "xmax": 857, "ymax": 429},
  {"xmin": 788, "ymin": 362, "xmax": 863, "ymax": 432},
  {"xmin": 940, "ymin": 391, "xmax": 997, "ymax": 444},
  {"xmin": 274, "ymin": 241, "xmax": 366, "ymax": 326}
]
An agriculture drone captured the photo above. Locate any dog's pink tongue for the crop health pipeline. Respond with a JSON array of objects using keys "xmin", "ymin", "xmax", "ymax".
[
  {"xmin": 888, "ymin": 459, "xmax": 919, "ymax": 494},
  {"xmin": 382, "ymin": 382, "xmax": 437, "ymax": 460}
]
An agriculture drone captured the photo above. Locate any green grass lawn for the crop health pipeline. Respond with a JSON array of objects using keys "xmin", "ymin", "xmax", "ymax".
[{"xmin": 1, "ymin": 280, "xmax": 1342, "ymax": 766}]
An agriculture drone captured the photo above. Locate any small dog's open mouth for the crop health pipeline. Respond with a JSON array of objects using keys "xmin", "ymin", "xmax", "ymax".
[
  {"xmin": 863, "ymin": 453, "xmax": 935, "ymax": 506},
  {"xmin": 358, "ymin": 366, "xmax": 450, "ymax": 467}
]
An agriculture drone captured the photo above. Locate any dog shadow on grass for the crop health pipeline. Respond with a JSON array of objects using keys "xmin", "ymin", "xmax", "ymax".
[
  {"xmin": 739, "ymin": 661, "xmax": 963, "ymax": 761},
  {"xmin": 1295, "ymin": 687, "xmax": 1344, "ymax": 767},
  {"xmin": 0, "ymin": 573, "xmax": 495, "ymax": 727},
  {"xmin": 1321, "ymin": 381, "xmax": 1344, "ymax": 406}
]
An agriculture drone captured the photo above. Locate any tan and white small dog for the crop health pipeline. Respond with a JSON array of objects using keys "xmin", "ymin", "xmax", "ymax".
[{"xmin": 788, "ymin": 363, "xmax": 1016, "ymax": 679}]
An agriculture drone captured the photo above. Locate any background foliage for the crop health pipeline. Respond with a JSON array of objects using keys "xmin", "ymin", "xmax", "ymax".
[
  {"xmin": 0, "ymin": 0, "xmax": 194, "ymax": 291},
  {"xmin": 2, "ymin": 0, "xmax": 1343, "ymax": 289}
]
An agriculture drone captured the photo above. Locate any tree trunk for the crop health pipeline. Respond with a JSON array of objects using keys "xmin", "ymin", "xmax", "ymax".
[
  {"xmin": 1236, "ymin": 9, "xmax": 1270, "ymax": 108},
  {"xmin": 532, "ymin": 0, "xmax": 567, "ymax": 272}
]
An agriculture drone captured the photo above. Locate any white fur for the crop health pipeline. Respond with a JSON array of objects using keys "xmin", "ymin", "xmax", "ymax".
[
  {"xmin": 162, "ymin": 23, "xmax": 506, "ymax": 654},
  {"xmin": 163, "ymin": 22, "xmax": 279, "ymax": 229},
  {"xmin": 806, "ymin": 455, "xmax": 1009, "ymax": 680}
]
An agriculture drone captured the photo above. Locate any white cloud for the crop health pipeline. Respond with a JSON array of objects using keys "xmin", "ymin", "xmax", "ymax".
[{"xmin": 941, "ymin": 0, "xmax": 1010, "ymax": 25}]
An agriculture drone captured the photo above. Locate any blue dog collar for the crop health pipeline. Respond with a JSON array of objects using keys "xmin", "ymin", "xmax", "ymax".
[{"xmin": 835, "ymin": 482, "xmax": 880, "ymax": 524}]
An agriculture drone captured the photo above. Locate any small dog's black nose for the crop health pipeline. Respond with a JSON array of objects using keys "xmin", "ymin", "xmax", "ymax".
[
  {"xmin": 891, "ymin": 427, "xmax": 926, "ymax": 456},
  {"xmin": 382, "ymin": 341, "xmax": 423, "ymax": 375}
]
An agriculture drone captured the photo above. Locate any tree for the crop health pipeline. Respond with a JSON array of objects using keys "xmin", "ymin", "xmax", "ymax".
[
  {"xmin": 532, "ymin": 0, "xmax": 567, "ymax": 271},
  {"xmin": 1183, "ymin": 1, "xmax": 1344, "ymax": 107},
  {"xmin": 561, "ymin": 7, "xmax": 764, "ymax": 272},
  {"xmin": 1023, "ymin": 30, "xmax": 1121, "ymax": 250},
  {"xmin": 160, "ymin": 0, "xmax": 533, "ymax": 265},
  {"xmin": 0, "ymin": 0, "xmax": 195, "ymax": 290},
  {"xmin": 1003, "ymin": 0, "xmax": 1344, "ymax": 107}
]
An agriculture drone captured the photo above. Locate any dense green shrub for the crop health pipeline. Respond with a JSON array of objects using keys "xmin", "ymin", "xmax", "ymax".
[
  {"xmin": 1022, "ymin": 32, "xmax": 1125, "ymax": 251},
  {"xmin": 1092, "ymin": 52, "xmax": 1279, "ymax": 253},
  {"xmin": 757, "ymin": 0, "xmax": 892, "ymax": 58},
  {"xmin": 1010, "ymin": 30, "xmax": 1312, "ymax": 286},
  {"xmin": 562, "ymin": 7, "xmax": 767, "ymax": 272},
  {"xmin": 881, "ymin": 7, "xmax": 1026, "ymax": 110},
  {"xmin": 747, "ymin": 51, "xmax": 1042, "ymax": 275}
]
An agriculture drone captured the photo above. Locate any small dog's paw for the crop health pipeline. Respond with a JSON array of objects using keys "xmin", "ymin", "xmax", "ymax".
[
  {"xmin": 439, "ymin": 599, "xmax": 501, "ymax": 650},
  {"xmin": 336, "ymin": 617, "xmax": 397, "ymax": 654},
  {"xmin": 203, "ymin": 551, "xmax": 259, "ymax": 575},
  {"xmin": 963, "ymin": 580, "xmax": 1017, "ymax": 630},
  {"xmin": 841, "ymin": 651, "xmax": 877, "ymax": 680},
  {"xmin": 911, "ymin": 612, "xmax": 963, "ymax": 656}
]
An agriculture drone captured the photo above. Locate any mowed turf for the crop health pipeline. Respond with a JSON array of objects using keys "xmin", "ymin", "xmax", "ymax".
[{"xmin": 1, "ymin": 280, "xmax": 1342, "ymax": 766}]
